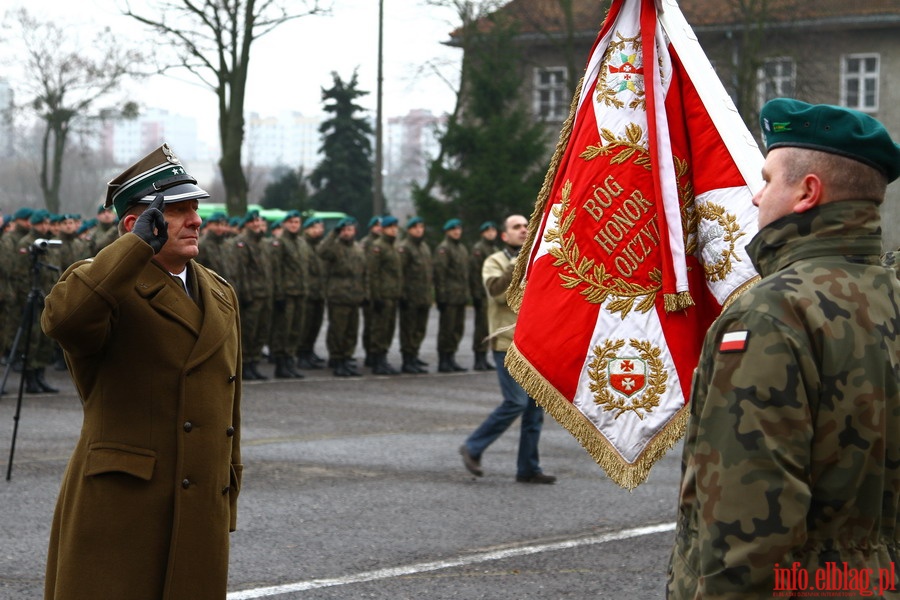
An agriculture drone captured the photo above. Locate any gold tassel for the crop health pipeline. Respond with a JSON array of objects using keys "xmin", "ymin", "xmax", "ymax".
[
  {"xmin": 663, "ymin": 291, "xmax": 695, "ymax": 313},
  {"xmin": 507, "ymin": 77, "xmax": 585, "ymax": 313},
  {"xmin": 506, "ymin": 343, "xmax": 689, "ymax": 491}
]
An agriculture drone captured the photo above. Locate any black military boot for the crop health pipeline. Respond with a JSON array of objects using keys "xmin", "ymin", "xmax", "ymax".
[
  {"xmin": 414, "ymin": 354, "xmax": 428, "ymax": 368},
  {"xmin": 285, "ymin": 356, "xmax": 305, "ymax": 378},
  {"xmin": 372, "ymin": 353, "xmax": 400, "ymax": 376},
  {"xmin": 449, "ymin": 354, "xmax": 468, "ymax": 372},
  {"xmin": 402, "ymin": 353, "xmax": 423, "ymax": 374},
  {"xmin": 250, "ymin": 361, "xmax": 269, "ymax": 381},
  {"xmin": 343, "ymin": 359, "xmax": 362, "ymax": 377},
  {"xmin": 438, "ymin": 352, "xmax": 454, "ymax": 373},
  {"xmin": 274, "ymin": 356, "xmax": 294, "ymax": 379},
  {"xmin": 333, "ymin": 359, "xmax": 352, "ymax": 377},
  {"xmin": 35, "ymin": 368, "xmax": 59, "ymax": 393},
  {"xmin": 242, "ymin": 362, "xmax": 259, "ymax": 381},
  {"xmin": 24, "ymin": 370, "xmax": 42, "ymax": 394},
  {"xmin": 473, "ymin": 352, "xmax": 488, "ymax": 371},
  {"xmin": 310, "ymin": 352, "xmax": 327, "ymax": 366},
  {"xmin": 296, "ymin": 352, "xmax": 321, "ymax": 370}
]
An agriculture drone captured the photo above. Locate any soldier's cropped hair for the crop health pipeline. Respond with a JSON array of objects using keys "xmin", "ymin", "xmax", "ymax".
[{"xmin": 782, "ymin": 147, "xmax": 888, "ymax": 203}]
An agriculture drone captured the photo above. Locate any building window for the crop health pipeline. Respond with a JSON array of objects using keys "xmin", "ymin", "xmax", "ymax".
[
  {"xmin": 841, "ymin": 54, "xmax": 879, "ymax": 112},
  {"xmin": 757, "ymin": 57, "xmax": 795, "ymax": 107},
  {"xmin": 533, "ymin": 67, "xmax": 568, "ymax": 121}
]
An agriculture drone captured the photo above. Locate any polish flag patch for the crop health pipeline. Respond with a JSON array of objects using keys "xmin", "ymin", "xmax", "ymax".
[{"xmin": 719, "ymin": 330, "xmax": 750, "ymax": 353}]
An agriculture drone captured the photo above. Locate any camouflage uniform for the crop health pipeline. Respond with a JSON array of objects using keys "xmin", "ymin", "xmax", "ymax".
[
  {"xmin": 0, "ymin": 221, "xmax": 30, "ymax": 354},
  {"xmin": 90, "ymin": 220, "xmax": 119, "ymax": 256},
  {"xmin": 398, "ymin": 233, "xmax": 432, "ymax": 373},
  {"xmin": 433, "ymin": 236, "xmax": 470, "ymax": 371},
  {"xmin": 297, "ymin": 230, "xmax": 326, "ymax": 367},
  {"xmin": 360, "ymin": 229, "xmax": 380, "ymax": 364},
  {"xmin": 197, "ymin": 229, "xmax": 233, "ymax": 280},
  {"xmin": 366, "ymin": 231, "xmax": 402, "ymax": 374},
  {"xmin": 319, "ymin": 230, "xmax": 367, "ymax": 373},
  {"xmin": 469, "ymin": 236, "xmax": 500, "ymax": 369},
  {"xmin": 56, "ymin": 230, "xmax": 91, "ymax": 273},
  {"xmin": 269, "ymin": 228, "xmax": 309, "ymax": 378},
  {"xmin": 669, "ymin": 201, "xmax": 900, "ymax": 599},
  {"xmin": 230, "ymin": 228, "xmax": 273, "ymax": 378}
]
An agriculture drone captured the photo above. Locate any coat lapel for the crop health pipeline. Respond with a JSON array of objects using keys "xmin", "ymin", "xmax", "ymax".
[
  {"xmin": 137, "ymin": 264, "xmax": 203, "ymax": 335},
  {"xmin": 186, "ymin": 263, "xmax": 237, "ymax": 370}
]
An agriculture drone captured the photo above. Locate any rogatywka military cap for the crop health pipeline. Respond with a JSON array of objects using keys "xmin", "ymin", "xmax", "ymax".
[
  {"xmin": 443, "ymin": 218, "xmax": 462, "ymax": 231},
  {"xmin": 760, "ymin": 98, "xmax": 900, "ymax": 182},
  {"xmin": 105, "ymin": 143, "xmax": 209, "ymax": 218}
]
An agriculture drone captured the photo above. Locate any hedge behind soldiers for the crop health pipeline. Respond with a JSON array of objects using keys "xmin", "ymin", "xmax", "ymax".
[
  {"xmin": 433, "ymin": 218, "xmax": 470, "ymax": 372},
  {"xmin": 366, "ymin": 215, "xmax": 402, "ymax": 375},
  {"xmin": 469, "ymin": 221, "xmax": 500, "ymax": 371},
  {"xmin": 269, "ymin": 210, "xmax": 309, "ymax": 379},
  {"xmin": 397, "ymin": 217, "xmax": 433, "ymax": 374},
  {"xmin": 297, "ymin": 217, "xmax": 327, "ymax": 369},
  {"xmin": 320, "ymin": 217, "xmax": 367, "ymax": 377},
  {"xmin": 231, "ymin": 210, "xmax": 274, "ymax": 380}
]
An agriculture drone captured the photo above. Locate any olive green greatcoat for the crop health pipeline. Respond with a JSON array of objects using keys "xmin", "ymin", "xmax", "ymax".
[{"xmin": 41, "ymin": 234, "xmax": 243, "ymax": 600}]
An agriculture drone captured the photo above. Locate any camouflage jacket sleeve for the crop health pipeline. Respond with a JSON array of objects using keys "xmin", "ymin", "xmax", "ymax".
[{"xmin": 672, "ymin": 305, "xmax": 817, "ymax": 598}]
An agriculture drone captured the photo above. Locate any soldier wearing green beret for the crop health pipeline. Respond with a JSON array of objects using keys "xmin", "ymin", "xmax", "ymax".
[
  {"xmin": 360, "ymin": 216, "xmax": 382, "ymax": 367},
  {"xmin": 669, "ymin": 99, "xmax": 900, "ymax": 598},
  {"xmin": 196, "ymin": 212, "xmax": 233, "ymax": 280},
  {"xmin": 398, "ymin": 217, "xmax": 433, "ymax": 374},
  {"xmin": 0, "ymin": 208, "xmax": 32, "ymax": 363},
  {"xmin": 366, "ymin": 215, "xmax": 402, "ymax": 375},
  {"xmin": 296, "ymin": 217, "xmax": 327, "ymax": 369},
  {"xmin": 320, "ymin": 217, "xmax": 367, "ymax": 376},
  {"xmin": 230, "ymin": 210, "xmax": 274, "ymax": 380},
  {"xmin": 469, "ymin": 221, "xmax": 500, "ymax": 371},
  {"xmin": 40, "ymin": 143, "xmax": 242, "ymax": 598},
  {"xmin": 433, "ymin": 218, "xmax": 470, "ymax": 372},
  {"xmin": 269, "ymin": 211, "xmax": 309, "ymax": 379},
  {"xmin": 90, "ymin": 203, "xmax": 119, "ymax": 255}
]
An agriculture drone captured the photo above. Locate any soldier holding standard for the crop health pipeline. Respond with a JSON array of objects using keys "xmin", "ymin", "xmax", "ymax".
[{"xmin": 668, "ymin": 100, "xmax": 900, "ymax": 597}]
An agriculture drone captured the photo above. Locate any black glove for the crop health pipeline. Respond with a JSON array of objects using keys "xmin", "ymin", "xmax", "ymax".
[{"xmin": 132, "ymin": 194, "xmax": 168, "ymax": 254}]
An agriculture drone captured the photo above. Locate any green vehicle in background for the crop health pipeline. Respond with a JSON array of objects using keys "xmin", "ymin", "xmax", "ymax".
[{"xmin": 197, "ymin": 203, "xmax": 347, "ymax": 231}]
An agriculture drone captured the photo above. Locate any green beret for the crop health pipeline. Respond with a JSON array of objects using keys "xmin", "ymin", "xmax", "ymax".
[
  {"xmin": 283, "ymin": 210, "xmax": 303, "ymax": 222},
  {"xmin": 206, "ymin": 211, "xmax": 228, "ymax": 224},
  {"xmin": 406, "ymin": 216, "xmax": 423, "ymax": 229},
  {"xmin": 479, "ymin": 220, "xmax": 497, "ymax": 232},
  {"xmin": 241, "ymin": 209, "xmax": 261, "ymax": 227},
  {"xmin": 304, "ymin": 217, "xmax": 322, "ymax": 229},
  {"xmin": 30, "ymin": 209, "xmax": 50, "ymax": 224},
  {"xmin": 381, "ymin": 215, "xmax": 398, "ymax": 227},
  {"xmin": 336, "ymin": 216, "xmax": 357, "ymax": 231},
  {"xmin": 367, "ymin": 216, "xmax": 382, "ymax": 228},
  {"xmin": 443, "ymin": 218, "xmax": 462, "ymax": 231},
  {"xmin": 13, "ymin": 207, "xmax": 33, "ymax": 220},
  {"xmin": 105, "ymin": 143, "xmax": 210, "ymax": 218},
  {"xmin": 760, "ymin": 98, "xmax": 900, "ymax": 182}
]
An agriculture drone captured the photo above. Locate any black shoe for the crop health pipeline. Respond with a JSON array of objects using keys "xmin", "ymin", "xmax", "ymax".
[
  {"xmin": 473, "ymin": 352, "xmax": 491, "ymax": 371},
  {"xmin": 250, "ymin": 362, "xmax": 269, "ymax": 381},
  {"xmin": 372, "ymin": 355, "xmax": 400, "ymax": 375},
  {"xmin": 459, "ymin": 445, "xmax": 483, "ymax": 477},
  {"xmin": 401, "ymin": 353, "xmax": 425, "ymax": 374},
  {"xmin": 24, "ymin": 370, "xmax": 42, "ymax": 394},
  {"xmin": 333, "ymin": 362, "xmax": 353, "ymax": 377},
  {"xmin": 449, "ymin": 354, "xmax": 468, "ymax": 372},
  {"xmin": 343, "ymin": 359, "xmax": 362, "ymax": 377},
  {"xmin": 35, "ymin": 368, "xmax": 59, "ymax": 393},
  {"xmin": 242, "ymin": 363, "xmax": 260, "ymax": 380},
  {"xmin": 415, "ymin": 356, "xmax": 428, "ymax": 367},
  {"xmin": 310, "ymin": 351, "xmax": 327, "ymax": 365},
  {"xmin": 285, "ymin": 357, "xmax": 305, "ymax": 378},
  {"xmin": 438, "ymin": 353, "xmax": 454, "ymax": 373},
  {"xmin": 515, "ymin": 473, "xmax": 556, "ymax": 484},
  {"xmin": 296, "ymin": 352, "xmax": 323, "ymax": 370},
  {"xmin": 364, "ymin": 353, "xmax": 374, "ymax": 367},
  {"xmin": 274, "ymin": 357, "xmax": 296, "ymax": 379}
]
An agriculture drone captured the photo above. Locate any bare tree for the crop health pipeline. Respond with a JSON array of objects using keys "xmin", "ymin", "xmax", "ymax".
[
  {"xmin": 4, "ymin": 9, "xmax": 147, "ymax": 213},
  {"xmin": 123, "ymin": 0, "xmax": 327, "ymax": 216}
]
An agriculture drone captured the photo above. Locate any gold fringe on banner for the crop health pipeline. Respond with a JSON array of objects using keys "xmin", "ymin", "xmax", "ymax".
[
  {"xmin": 508, "ymin": 77, "xmax": 584, "ymax": 313},
  {"xmin": 663, "ymin": 291, "xmax": 695, "ymax": 313},
  {"xmin": 505, "ymin": 342, "xmax": 689, "ymax": 491}
]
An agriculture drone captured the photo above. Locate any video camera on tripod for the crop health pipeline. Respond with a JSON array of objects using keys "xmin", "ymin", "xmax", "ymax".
[{"xmin": 30, "ymin": 238, "xmax": 62, "ymax": 254}]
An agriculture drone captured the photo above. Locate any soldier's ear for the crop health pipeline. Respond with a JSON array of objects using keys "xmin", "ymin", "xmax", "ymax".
[
  {"xmin": 793, "ymin": 173, "xmax": 823, "ymax": 214},
  {"xmin": 122, "ymin": 214, "xmax": 139, "ymax": 233}
]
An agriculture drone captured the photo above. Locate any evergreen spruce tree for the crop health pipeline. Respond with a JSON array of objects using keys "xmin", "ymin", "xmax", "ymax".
[
  {"xmin": 414, "ymin": 14, "xmax": 549, "ymax": 241},
  {"xmin": 310, "ymin": 71, "xmax": 374, "ymax": 224},
  {"xmin": 261, "ymin": 166, "xmax": 310, "ymax": 212}
]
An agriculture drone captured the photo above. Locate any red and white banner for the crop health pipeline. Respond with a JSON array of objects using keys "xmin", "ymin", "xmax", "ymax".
[{"xmin": 506, "ymin": 0, "xmax": 763, "ymax": 489}]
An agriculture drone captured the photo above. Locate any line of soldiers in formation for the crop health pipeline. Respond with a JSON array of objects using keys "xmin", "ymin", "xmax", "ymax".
[{"xmin": 0, "ymin": 204, "xmax": 505, "ymax": 388}]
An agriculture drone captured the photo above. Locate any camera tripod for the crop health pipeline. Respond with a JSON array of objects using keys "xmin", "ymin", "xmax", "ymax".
[{"xmin": 2, "ymin": 240, "xmax": 60, "ymax": 481}]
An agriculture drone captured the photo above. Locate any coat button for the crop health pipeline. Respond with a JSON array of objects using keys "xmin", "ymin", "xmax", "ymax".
[
  {"xmin": 228, "ymin": 375, "xmax": 237, "ymax": 383},
  {"xmin": 183, "ymin": 421, "xmax": 193, "ymax": 432},
  {"xmin": 222, "ymin": 486, "xmax": 230, "ymax": 495},
  {"xmin": 226, "ymin": 426, "xmax": 235, "ymax": 437},
  {"xmin": 182, "ymin": 479, "xmax": 191, "ymax": 489}
]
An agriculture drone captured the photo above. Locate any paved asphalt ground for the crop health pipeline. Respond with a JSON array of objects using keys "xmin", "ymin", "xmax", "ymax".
[{"xmin": 0, "ymin": 309, "xmax": 681, "ymax": 599}]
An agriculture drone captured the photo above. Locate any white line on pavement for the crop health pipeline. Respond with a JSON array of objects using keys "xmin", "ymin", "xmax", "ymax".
[{"xmin": 227, "ymin": 521, "xmax": 676, "ymax": 599}]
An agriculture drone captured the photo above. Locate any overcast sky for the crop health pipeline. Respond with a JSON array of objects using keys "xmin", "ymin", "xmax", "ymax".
[{"xmin": 5, "ymin": 0, "xmax": 464, "ymax": 140}]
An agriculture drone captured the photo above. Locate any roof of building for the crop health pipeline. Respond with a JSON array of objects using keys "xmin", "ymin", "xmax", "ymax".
[{"xmin": 463, "ymin": 0, "xmax": 900, "ymax": 38}]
